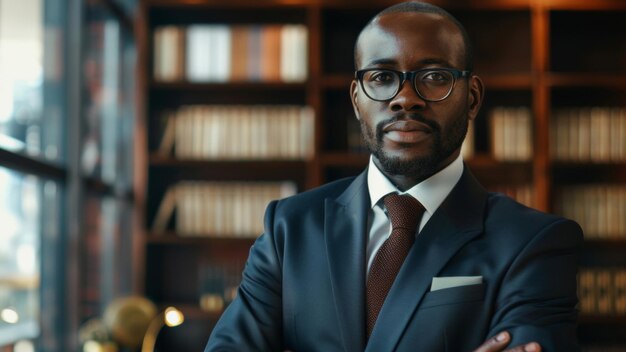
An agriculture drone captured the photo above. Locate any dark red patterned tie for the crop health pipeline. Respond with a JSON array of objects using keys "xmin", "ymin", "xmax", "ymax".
[{"xmin": 366, "ymin": 193, "xmax": 425, "ymax": 337}]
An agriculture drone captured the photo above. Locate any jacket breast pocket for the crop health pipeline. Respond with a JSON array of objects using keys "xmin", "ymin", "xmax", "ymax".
[{"xmin": 420, "ymin": 283, "xmax": 485, "ymax": 309}]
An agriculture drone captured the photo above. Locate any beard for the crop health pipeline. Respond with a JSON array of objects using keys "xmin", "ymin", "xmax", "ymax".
[{"xmin": 360, "ymin": 113, "xmax": 468, "ymax": 180}]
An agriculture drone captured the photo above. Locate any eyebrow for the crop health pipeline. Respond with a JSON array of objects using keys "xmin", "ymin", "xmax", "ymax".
[
  {"xmin": 363, "ymin": 58, "xmax": 397, "ymax": 68},
  {"xmin": 362, "ymin": 57, "xmax": 455, "ymax": 69},
  {"xmin": 419, "ymin": 58, "xmax": 454, "ymax": 67}
]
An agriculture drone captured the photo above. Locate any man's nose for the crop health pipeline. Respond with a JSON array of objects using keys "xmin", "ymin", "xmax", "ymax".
[{"xmin": 389, "ymin": 79, "xmax": 427, "ymax": 112}]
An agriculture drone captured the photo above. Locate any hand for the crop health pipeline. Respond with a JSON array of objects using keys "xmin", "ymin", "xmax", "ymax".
[{"xmin": 473, "ymin": 331, "xmax": 541, "ymax": 352}]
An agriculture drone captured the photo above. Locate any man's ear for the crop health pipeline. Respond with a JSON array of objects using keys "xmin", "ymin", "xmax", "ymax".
[
  {"xmin": 467, "ymin": 75, "xmax": 484, "ymax": 121},
  {"xmin": 350, "ymin": 80, "xmax": 361, "ymax": 120}
]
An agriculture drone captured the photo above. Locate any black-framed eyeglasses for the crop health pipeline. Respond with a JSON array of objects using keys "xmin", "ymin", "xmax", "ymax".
[{"xmin": 355, "ymin": 68, "xmax": 471, "ymax": 102}]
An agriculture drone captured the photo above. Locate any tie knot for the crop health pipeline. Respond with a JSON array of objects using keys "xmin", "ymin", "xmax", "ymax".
[{"xmin": 383, "ymin": 193, "xmax": 424, "ymax": 232}]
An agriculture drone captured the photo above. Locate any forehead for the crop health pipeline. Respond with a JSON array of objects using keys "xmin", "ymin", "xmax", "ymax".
[{"xmin": 356, "ymin": 12, "xmax": 465, "ymax": 69}]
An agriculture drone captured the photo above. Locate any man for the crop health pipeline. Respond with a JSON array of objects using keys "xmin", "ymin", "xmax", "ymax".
[{"xmin": 206, "ymin": 2, "xmax": 582, "ymax": 351}]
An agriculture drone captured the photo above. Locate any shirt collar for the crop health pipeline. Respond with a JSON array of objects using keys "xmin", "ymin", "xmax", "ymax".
[{"xmin": 367, "ymin": 153, "xmax": 464, "ymax": 216}]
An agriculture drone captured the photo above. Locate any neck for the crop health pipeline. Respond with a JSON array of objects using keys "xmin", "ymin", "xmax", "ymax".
[
  {"xmin": 373, "ymin": 151, "xmax": 460, "ymax": 192},
  {"xmin": 380, "ymin": 172, "xmax": 423, "ymax": 192}
]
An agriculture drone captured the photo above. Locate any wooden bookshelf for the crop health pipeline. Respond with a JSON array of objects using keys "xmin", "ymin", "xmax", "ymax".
[{"xmin": 136, "ymin": 0, "xmax": 626, "ymax": 349}]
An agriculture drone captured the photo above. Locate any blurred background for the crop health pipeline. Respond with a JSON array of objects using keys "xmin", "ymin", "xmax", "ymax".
[{"xmin": 0, "ymin": 0, "xmax": 625, "ymax": 351}]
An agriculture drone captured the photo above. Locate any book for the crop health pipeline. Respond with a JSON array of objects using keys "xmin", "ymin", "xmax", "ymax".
[
  {"xmin": 152, "ymin": 186, "xmax": 177, "ymax": 232},
  {"xmin": 186, "ymin": 25, "xmax": 213, "ymax": 82},
  {"xmin": 230, "ymin": 25, "xmax": 250, "ymax": 81},
  {"xmin": 614, "ymin": 270, "xmax": 626, "ymax": 314},
  {"xmin": 153, "ymin": 26, "xmax": 185, "ymax": 81},
  {"xmin": 158, "ymin": 111, "xmax": 176, "ymax": 155},
  {"xmin": 260, "ymin": 25, "xmax": 281, "ymax": 82},
  {"xmin": 212, "ymin": 25, "xmax": 232, "ymax": 82},
  {"xmin": 280, "ymin": 24, "xmax": 308, "ymax": 82},
  {"xmin": 248, "ymin": 26, "xmax": 263, "ymax": 81},
  {"xmin": 597, "ymin": 269, "xmax": 613, "ymax": 314},
  {"xmin": 151, "ymin": 181, "xmax": 298, "ymax": 237},
  {"xmin": 578, "ymin": 269, "xmax": 596, "ymax": 314}
]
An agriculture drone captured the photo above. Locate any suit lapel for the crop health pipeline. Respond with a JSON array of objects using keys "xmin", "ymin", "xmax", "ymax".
[
  {"xmin": 366, "ymin": 168, "xmax": 488, "ymax": 352},
  {"xmin": 325, "ymin": 171, "xmax": 369, "ymax": 352}
]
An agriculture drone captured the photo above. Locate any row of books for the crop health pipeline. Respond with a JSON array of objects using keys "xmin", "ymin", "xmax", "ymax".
[
  {"xmin": 153, "ymin": 24, "xmax": 308, "ymax": 83},
  {"xmin": 158, "ymin": 105, "xmax": 315, "ymax": 160},
  {"xmin": 554, "ymin": 185, "xmax": 626, "ymax": 238},
  {"xmin": 490, "ymin": 107, "xmax": 533, "ymax": 161},
  {"xmin": 489, "ymin": 184, "xmax": 535, "ymax": 209},
  {"xmin": 579, "ymin": 268, "xmax": 626, "ymax": 315},
  {"xmin": 151, "ymin": 181, "xmax": 297, "ymax": 237},
  {"xmin": 551, "ymin": 107, "xmax": 626, "ymax": 162}
]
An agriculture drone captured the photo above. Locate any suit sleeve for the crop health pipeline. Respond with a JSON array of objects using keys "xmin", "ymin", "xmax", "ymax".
[
  {"xmin": 205, "ymin": 200, "xmax": 284, "ymax": 352},
  {"xmin": 487, "ymin": 218, "xmax": 583, "ymax": 352}
]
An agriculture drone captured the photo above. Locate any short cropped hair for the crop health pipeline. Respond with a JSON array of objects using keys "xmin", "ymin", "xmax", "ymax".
[{"xmin": 355, "ymin": 1, "xmax": 474, "ymax": 71}]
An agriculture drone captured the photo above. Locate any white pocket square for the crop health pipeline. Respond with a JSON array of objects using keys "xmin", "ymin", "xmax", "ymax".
[{"xmin": 431, "ymin": 276, "xmax": 483, "ymax": 291}]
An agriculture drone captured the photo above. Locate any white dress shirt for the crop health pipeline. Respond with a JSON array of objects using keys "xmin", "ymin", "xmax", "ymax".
[{"xmin": 366, "ymin": 154, "xmax": 464, "ymax": 274}]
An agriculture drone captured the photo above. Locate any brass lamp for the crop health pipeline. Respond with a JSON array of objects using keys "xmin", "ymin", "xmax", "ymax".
[{"xmin": 141, "ymin": 306, "xmax": 185, "ymax": 352}]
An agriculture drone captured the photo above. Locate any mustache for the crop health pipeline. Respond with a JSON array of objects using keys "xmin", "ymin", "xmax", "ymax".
[{"xmin": 375, "ymin": 113, "xmax": 440, "ymax": 139}]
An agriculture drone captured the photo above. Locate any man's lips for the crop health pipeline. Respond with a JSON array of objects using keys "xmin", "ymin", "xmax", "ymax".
[{"xmin": 382, "ymin": 120, "xmax": 433, "ymax": 144}]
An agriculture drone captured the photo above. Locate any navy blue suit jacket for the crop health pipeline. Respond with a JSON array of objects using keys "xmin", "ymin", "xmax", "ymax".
[{"xmin": 206, "ymin": 167, "xmax": 582, "ymax": 351}]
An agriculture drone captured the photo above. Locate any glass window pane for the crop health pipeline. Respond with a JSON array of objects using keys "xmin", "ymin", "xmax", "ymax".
[
  {"xmin": 118, "ymin": 30, "xmax": 136, "ymax": 191},
  {"xmin": 39, "ymin": 179, "xmax": 63, "ymax": 351},
  {"xmin": 82, "ymin": 3, "xmax": 135, "ymax": 190},
  {"xmin": 80, "ymin": 194, "xmax": 134, "ymax": 323},
  {"xmin": 0, "ymin": 167, "xmax": 41, "ymax": 345},
  {"xmin": 0, "ymin": 0, "xmax": 64, "ymax": 162}
]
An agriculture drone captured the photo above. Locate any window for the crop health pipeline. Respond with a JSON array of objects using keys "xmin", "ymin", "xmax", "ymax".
[
  {"xmin": 0, "ymin": 0, "xmax": 62, "ymax": 347},
  {"xmin": 0, "ymin": 169, "xmax": 42, "ymax": 344},
  {"xmin": 0, "ymin": 0, "xmax": 64, "ymax": 162},
  {"xmin": 0, "ymin": 0, "xmax": 137, "ymax": 349}
]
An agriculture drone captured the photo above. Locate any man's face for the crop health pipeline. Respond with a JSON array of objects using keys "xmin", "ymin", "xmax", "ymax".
[{"xmin": 350, "ymin": 12, "xmax": 482, "ymax": 179}]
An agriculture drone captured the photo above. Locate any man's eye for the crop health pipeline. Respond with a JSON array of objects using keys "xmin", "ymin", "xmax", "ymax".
[
  {"xmin": 369, "ymin": 71, "xmax": 394, "ymax": 82},
  {"xmin": 422, "ymin": 71, "xmax": 449, "ymax": 82}
]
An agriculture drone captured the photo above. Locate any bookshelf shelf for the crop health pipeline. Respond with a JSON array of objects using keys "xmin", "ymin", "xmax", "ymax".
[
  {"xmin": 480, "ymin": 74, "xmax": 532, "ymax": 90},
  {"xmin": 552, "ymin": 163, "xmax": 626, "ymax": 184},
  {"xmin": 150, "ymin": 81, "xmax": 308, "ymax": 91},
  {"xmin": 465, "ymin": 155, "xmax": 530, "ymax": 167},
  {"xmin": 319, "ymin": 152, "xmax": 368, "ymax": 167},
  {"xmin": 579, "ymin": 314, "xmax": 626, "ymax": 325},
  {"xmin": 546, "ymin": 73, "xmax": 626, "ymax": 88},
  {"xmin": 320, "ymin": 74, "xmax": 353, "ymax": 89},
  {"xmin": 583, "ymin": 239, "xmax": 626, "ymax": 249},
  {"xmin": 148, "ymin": 156, "xmax": 310, "ymax": 183},
  {"xmin": 467, "ymin": 158, "xmax": 534, "ymax": 185},
  {"xmin": 544, "ymin": 0, "xmax": 626, "ymax": 11},
  {"xmin": 149, "ymin": 85, "xmax": 308, "ymax": 106},
  {"xmin": 137, "ymin": 1, "xmax": 626, "ymax": 349},
  {"xmin": 149, "ymin": 154, "xmax": 309, "ymax": 168},
  {"xmin": 147, "ymin": 0, "xmax": 306, "ymax": 10}
]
